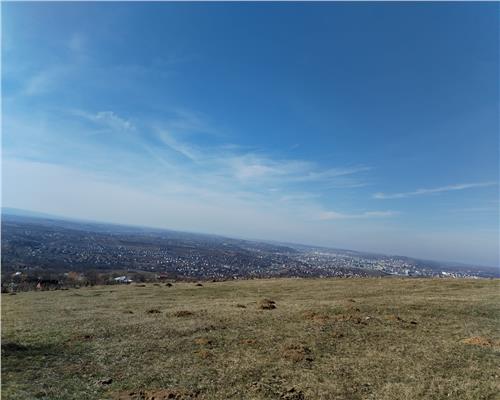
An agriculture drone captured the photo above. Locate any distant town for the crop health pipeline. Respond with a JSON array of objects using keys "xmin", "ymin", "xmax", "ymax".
[{"xmin": 2, "ymin": 212, "xmax": 498, "ymax": 291}]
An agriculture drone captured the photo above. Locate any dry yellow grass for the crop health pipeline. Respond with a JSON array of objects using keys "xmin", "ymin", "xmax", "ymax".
[{"xmin": 2, "ymin": 278, "xmax": 499, "ymax": 399}]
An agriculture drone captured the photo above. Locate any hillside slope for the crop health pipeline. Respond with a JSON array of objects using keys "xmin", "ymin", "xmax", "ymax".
[{"xmin": 2, "ymin": 278, "xmax": 499, "ymax": 399}]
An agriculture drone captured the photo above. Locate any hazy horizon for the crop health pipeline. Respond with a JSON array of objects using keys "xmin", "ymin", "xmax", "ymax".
[
  {"xmin": 2, "ymin": 206, "xmax": 497, "ymax": 269},
  {"xmin": 3, "ymin": 3, "xmax": 499, "ymax": 266}
]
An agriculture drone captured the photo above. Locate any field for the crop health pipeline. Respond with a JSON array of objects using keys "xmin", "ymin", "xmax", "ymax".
[{"xmin": 2, "ymin": 278, "xmax": 499, "ymax": 399}]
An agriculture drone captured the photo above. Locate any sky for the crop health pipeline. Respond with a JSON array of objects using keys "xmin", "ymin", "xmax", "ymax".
[{"xmin": 2, "ymin": 2, "xmax": 499, "ymax": 266}]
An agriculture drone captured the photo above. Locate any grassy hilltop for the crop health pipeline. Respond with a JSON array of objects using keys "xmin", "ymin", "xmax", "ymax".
[{"xmin": 2, "ymin": 278, "xmax": 499, "ymax": 400}]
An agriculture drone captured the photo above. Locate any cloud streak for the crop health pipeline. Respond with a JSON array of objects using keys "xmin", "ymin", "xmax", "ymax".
[
  {"xmin": 150, "ymin": 125, "xmax": 371, "ymax": 190},
  {"xmin": 74, "ymin": 110, "xmax": 135, "ymax": 131},
  {"xmin": 373, "ymin": 182, "xmax": 497, "ymax": 199},
  {"xmin": 317, "ymin": 210, "xmax": 399, "ymax": 220}
]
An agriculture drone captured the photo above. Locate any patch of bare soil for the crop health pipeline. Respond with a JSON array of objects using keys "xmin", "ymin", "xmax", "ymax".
[
  {"xmin": 146, "ymin": 309, "xmax": 161, "ymax": 314},
  {"xmin": 235, "ymin": 304, "xmax": 247, "ymax": 308},
  {"xmin": 195, "ymin": 283, "xmax": 203, "ymax": 287},
  {"xmin": 174, "ymin": 310, "xmax": 194, "ymax": 317},
  {"xmin": 135, "ymin": 284, "xmax": 147, "ymax": 288},
  {"xmin": 282, "ymin": 344, "xmax": 313, "ymax": 363},
  {"xmin": 461, "ymin": 336, "xmax": 499, "ymax": 348},
  {"xmin": 258, "ymin": 298, "xmax": 276, "ymax": 310},
  {"xmin": 331, "ymin": 330, "xmax": 344, "ymax": 338},
  {"xmin": 113, "ymin": 388, "xmax": 199, "ymax": 400},
  {"xmin": 165, "ymin": 283, "xmax": 173, "ymax": 287},
  {"xmin": 193, "ymin": 349, "xmax": 212, "ymax": 359},
  {"xmin": 69, "ymin": 333, "xmax": 94, "ymax": 343},
  {"xmin": 303, "ymin": 311, "xmax": 329, "ymax": 325},
  {"xmin": 193, "ymin": 337, "xmax": 213, "ymax": 346},
  {"xmin": 96, "ymin": 377, "xmax": 113, "ymax": 386}
]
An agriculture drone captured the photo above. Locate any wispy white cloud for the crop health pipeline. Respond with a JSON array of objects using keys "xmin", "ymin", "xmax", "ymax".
[
  {"xmin": 93, "ymin": 111, "xmax": 135, "ymax": 131},
  {"xmin": 150, "ymin": 125, "xmax": 370, "ymax": 190},
  {"xmin": 223, "ymin": 154, "xmax": 309, "ymax": 182},
  {"xmin": 21, "ymin": 34, "xmax": 86, "ymax": 97},
  {"xmin": 75, "ymin": 110, "xmax": 135, "ymax": 131},
  {"xmin": 295, "ymin": 166, "xmax": 372, "ymax": 183},
  {"xmin": 317, "ymin": 210, "xmax": 399, "ymax": 221},
  {"xmin": 156, "ymin": 130, "xmax": 200, "ymax": 161},
  {"xmin": 374, "ymin": 182, "xmax": 497, "ymax": 199},
  {"xmin": 166, "ymin": 108, "xmax": 215, "ymax": 134},
  {"xmin": 449, "ymin": 207, "xmax": 498, "ymax": 213},
  {"xmin": 22, "ymin": 66, "xmax": 70, "ymax": 96}
]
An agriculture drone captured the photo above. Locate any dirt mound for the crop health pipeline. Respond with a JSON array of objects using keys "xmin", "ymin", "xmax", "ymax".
[
  {"xmin": 135, "ymin": 284, "xmax": 146, "ymax": 288},
  {"xmin": 303, "ymin": 311, "xmax": 329, "ymax": 324},
  {"xmin": 193, "ymin": 337, "xmax": 213, "ymax": 346},
  {"xmin": 146, "ymin": 309, "xmax": 161, "ymax": 314},
  {"xmin": 113, "ymin": 388, "xmax": 199, "ymax": 399},
  {"xmin": 194, "ymin": 349, "xmax": 212, "ymax": 359},
  {"xmin": 195, "ymin": 283, "xmax": 203, "ymax": 287},
  {"xmin": 282, "ymin": 344, "xmax": 313, "ymax": 363},
  {"xmin": 461, "ymin": 336, "xmax": 499, "ymax": 348},
  {"xmin": 235, "ymin": 304, "xmax": 247, "ymax": 308},
  {"xmin": 69, "ymin": 333, "xmax": 94, "ymax": 343},
  {"xmin": 165, "ymin": 283, "xmax": 173, "ymax": 287},
  {"xmin": 174, "ymin": 310, "xmax": 194, "ymax": 317},
  {"xmin": 96, "ymin": 377, "xmax": 113, "ymax": 386},
  {"xmin": 258, "ymin": 299, "xmax": 276, "ymax": 310}
]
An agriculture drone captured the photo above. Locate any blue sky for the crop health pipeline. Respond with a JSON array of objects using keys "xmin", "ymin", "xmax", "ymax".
[{"xmin": 3, "ymin": 2, "xmax": 499, "ymax": 266}]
